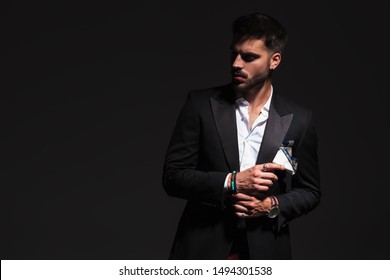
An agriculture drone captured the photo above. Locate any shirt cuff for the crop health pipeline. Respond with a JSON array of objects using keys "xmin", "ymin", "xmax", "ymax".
[{"xmin": 223, "ymin": 173, "xmax": 230, "ymax": 192}]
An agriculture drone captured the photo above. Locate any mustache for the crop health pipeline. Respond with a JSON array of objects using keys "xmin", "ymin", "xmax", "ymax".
[{"xmin": 231, "ymin": 70, "xmax": 248, "ymax": 78}]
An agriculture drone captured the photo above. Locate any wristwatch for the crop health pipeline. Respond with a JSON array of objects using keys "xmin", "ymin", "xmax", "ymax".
[{"xmin": 267, "ymin": 195, "xmax": 279, "ymax": 218}]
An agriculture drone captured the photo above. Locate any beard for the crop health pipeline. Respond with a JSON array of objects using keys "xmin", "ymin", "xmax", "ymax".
[{"xmin": 232, "ymin": 70, "xmax": 270, "ymax": 95}]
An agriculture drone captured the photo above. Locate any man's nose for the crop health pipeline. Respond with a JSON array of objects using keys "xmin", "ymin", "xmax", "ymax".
[{"xmin": 232, "ymin": 54, "xmax": 244, "ymax": 69}]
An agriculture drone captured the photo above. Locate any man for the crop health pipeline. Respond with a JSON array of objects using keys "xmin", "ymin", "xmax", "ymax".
[{"xmin": 162, "ymin": 12, "xmax": 321, "ymax": 259}]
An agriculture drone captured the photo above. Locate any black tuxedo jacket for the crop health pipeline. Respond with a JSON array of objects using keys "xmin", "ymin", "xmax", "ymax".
[{"xmin": 163, "ymin": 84, "xmax": 321, "ymax": 259}]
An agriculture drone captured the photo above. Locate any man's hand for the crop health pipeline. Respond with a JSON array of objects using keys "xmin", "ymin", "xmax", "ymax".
[
  {"xmin": 235, "ymin": 163, "xmax": 285, "ymax": 195},
  {"xmin": 232, "ymin": 193, "xmax": 272, "ymax": 218}
]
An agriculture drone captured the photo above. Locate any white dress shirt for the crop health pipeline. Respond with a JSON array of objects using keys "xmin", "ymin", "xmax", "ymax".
[{"xmin": 224, "ymin": 87, "xmax": 273, "ymax": 189}]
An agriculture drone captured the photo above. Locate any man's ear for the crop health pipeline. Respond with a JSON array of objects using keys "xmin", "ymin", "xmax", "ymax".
[{"xmin": 270, "ymin": 52, "xmax": 282, "ymax": 70}]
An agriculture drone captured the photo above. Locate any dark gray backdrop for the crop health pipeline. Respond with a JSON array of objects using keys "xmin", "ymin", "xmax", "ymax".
[{"xmin": 2, "ymin": 0, "xmax": 389, "ymax": 259}]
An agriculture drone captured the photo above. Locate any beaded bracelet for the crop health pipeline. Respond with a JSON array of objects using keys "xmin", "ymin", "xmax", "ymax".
[{"xmin": 231, "ymin": 171, "xmax": 238, "ymax": 193}]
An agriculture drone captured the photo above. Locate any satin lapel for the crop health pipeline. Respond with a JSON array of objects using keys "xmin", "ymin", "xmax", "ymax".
[
  {"xmin": 210, "ymin": 98, "xmax": 240, "ymax": 171},
  {"xmin": 256, "ymin": 103, "xmax": 293, "ymax": 164}
]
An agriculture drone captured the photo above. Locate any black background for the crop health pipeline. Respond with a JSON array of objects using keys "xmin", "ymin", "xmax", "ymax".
[{"xmin": 2, "ymin": 0, "xmax": 389, "ymax": 259}]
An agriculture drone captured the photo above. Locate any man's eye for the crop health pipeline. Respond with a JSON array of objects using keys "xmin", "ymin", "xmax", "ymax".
[{"xmin": 242, "ymin": 55, "xmax": 256, "ymax": 62}]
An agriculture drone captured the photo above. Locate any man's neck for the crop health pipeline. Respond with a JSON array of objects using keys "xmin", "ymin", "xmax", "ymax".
[{"xmin": 241, "ymin": 80, "xmax": 272, "ymax": 109}]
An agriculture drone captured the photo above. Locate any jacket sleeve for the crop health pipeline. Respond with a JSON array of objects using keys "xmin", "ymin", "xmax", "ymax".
[
  {"xmin": 162, "ymin": 92, "xmax": 227, "ymax": 207},
  {"xmin": 276, "ymin": 111, "xmax": 321, "ymax": 230}
]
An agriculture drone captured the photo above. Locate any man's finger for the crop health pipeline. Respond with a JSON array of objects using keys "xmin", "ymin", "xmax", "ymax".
[
  {"xmin": 256, "ymin": 163, "xmax": 285, "ymax": 171},
  {"xmin": 254, "ymin": 184, "xmax": 269, "ymax": 192},
  {"xmin": 232, "ymin": 192, "xmax": 254, "ymax": 201},
  {"xmin": 236, "ymin": 200, "xmax": 254, "ymax": 209},
  {"xmin": 253, "ymin": 178, "xmax": 274, "ymax": 186},
  {"xmin": 235, "ymin": 212, "xmax": 247, "ymax": 218},
  {"xmin": 233, "ymin": 204, "xmax": 249, "ymax": 213}
]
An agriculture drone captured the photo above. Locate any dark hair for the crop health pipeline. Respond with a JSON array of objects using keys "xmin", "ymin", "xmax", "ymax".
[{"xmin": 232, "ymin": 13, "xmax": 287, "ymax": 54}]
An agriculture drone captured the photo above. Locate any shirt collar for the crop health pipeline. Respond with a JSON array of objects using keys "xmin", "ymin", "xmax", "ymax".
[{"xmin": 235, "ymin": 85, "xmax": 273, "ymax": 117}]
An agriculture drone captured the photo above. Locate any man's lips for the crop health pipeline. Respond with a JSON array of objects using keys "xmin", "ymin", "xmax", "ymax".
[
  {"xmin": 233, "ymin": 75, "xmax": 246, "ymax": 82},
  {"xmin": 232, "ymin": 71, "xmax": 247, "ymax": 82}
]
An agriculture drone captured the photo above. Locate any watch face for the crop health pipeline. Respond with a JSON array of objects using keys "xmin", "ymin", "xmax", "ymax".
[{"xmin": 268, "ymin": 206, "xmax": 279, "ymax": 218}]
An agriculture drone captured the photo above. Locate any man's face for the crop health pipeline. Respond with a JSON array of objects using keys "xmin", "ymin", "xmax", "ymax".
[{"xmin": 231, "ymin": 39, "xmax": 275, "ymax": 94}]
